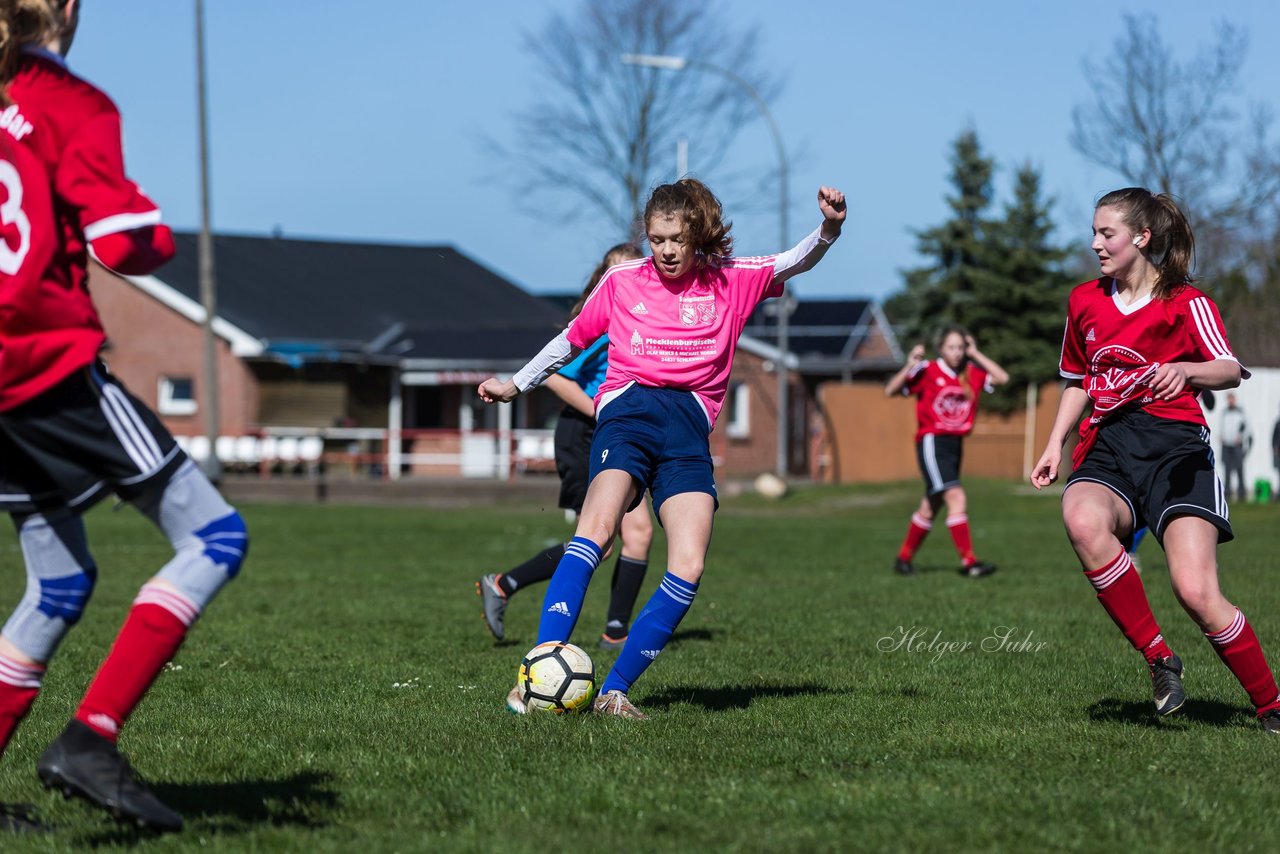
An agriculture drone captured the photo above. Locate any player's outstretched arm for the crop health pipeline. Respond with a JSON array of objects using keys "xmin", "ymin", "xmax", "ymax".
[
  {"xmin": 1030, "ymin": 382, "xmax": 1088, "ymax": 490},
  {"xmin": 771, "ymin": 186, "xmax": 847, "ymax": 285},
  {"xmin": 478, "ymin": 377, "xmax": 518, "ymax": 404},
  {"xmin": 884, "ymin": 344, "xmax": 926, "ymax": 397}
]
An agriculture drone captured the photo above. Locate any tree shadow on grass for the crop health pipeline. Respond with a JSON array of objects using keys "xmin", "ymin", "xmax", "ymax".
[
  {"xmin": 77, "ymin": 770, "xmax": 339, "ymax": 845},
  {"xmin": 1087, "ymin": 697, "xmax": 1251, "ymax": 729},
  {"xmin": 643, "ymin": 682, "xmax": 846, "ymax": 712}
]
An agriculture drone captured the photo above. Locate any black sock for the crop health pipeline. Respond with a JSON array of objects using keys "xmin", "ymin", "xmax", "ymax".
[
  {"xmin": 501, "ymin": 544, "xmax": 565, "ymax": 596},
  {"xmin": 604, "ymin": 555, "xmax": 649, "ymax": 636}
]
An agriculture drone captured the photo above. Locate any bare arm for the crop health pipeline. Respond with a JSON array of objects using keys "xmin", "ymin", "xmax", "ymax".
[
  {"xmin": 1149, "ymin": 358, "xmax": 1242, "ymax": 401},
  {"xmin": 1029, "ymin": 381, "xmax": 1089, "ymax": 489},
  {"xmin": 544, "ymin": 374, "xmax": 595, "ymax": 417},
  {"xmin": 884, "ymin": 344, "xmax": 926, "ymax": 397},
  {"xmin": 965, "ymin": 336, "xmax": 1009, "ymax": 386}
]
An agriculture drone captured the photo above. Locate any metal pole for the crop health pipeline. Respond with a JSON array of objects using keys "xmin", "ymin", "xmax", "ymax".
[
  {"xmin": 622, "ymin": 54, "xmax": 791, "ymax": 475},
  {"xmin": 195, "ymin": 0, "xmax": 221, "ymax": 481}
]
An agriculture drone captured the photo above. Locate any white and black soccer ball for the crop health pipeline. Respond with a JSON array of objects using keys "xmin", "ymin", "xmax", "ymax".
[{"xmin": 517, "ymin": 641, "xmax": 596, "ymax": 714}]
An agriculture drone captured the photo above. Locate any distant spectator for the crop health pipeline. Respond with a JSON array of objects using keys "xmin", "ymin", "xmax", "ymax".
[
  {"xmin": 1220, "ymin": 392, "xmax": 1251, "ymax": 502},
  {"xmin": 1272, "ymin": 406, "xmax": 1280, "ymax": 502}
]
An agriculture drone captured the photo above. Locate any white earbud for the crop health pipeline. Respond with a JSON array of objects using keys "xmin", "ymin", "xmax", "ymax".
[{"xmin": 1132, "ymin": 237, "xmax": 1143, "ymax": 246}]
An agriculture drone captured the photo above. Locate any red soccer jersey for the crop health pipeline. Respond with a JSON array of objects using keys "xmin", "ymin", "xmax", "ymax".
[
  {"xmin": 903, "ymin": 358, "xmax": 990, "ymax": 441},
  {"xmin": 1059, "ymin": 278, "xmax": 1239, "ymax": 429},
  {"xmin": 0, "ymin": 51, "xmax": 172, "ymax": 410}
]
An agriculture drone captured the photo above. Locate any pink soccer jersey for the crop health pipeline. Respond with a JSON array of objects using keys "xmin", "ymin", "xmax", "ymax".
[{"xmin": 566, "ymin": 254, "xmax": 782, "ymax": 427}]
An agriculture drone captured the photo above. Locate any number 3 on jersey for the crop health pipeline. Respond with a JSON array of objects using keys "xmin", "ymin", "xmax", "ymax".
[{"xmin": 0, "ymin": 158, "xmax": 31, "ymax": 275}]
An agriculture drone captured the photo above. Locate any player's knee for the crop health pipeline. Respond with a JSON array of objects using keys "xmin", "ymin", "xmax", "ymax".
[{"xmin": 196, "ymin": 509, "xmax": 249, "ymax": 579}]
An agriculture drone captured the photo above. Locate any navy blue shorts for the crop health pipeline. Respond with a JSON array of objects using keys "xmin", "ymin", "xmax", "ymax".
[{"xmin": 589, "ymin": 385, "xmax": 716, "ymax": 518}]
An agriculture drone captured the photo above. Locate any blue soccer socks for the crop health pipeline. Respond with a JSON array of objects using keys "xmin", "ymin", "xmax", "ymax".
[
  {"xmin": 536, "ymin": 537, "xmax": 602, "ymax": 643},
  {"xmin": 600, "ymin": 572, "xmax": 697, "ymax": 695}
]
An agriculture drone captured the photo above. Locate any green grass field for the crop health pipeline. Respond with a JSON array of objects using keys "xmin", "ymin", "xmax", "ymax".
[{"xmin": 1, "ymin": 479, "xmax": 1278, "ymax": 851}]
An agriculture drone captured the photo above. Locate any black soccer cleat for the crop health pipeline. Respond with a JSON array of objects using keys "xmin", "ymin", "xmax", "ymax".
[
  {"xmin": 893, "ymin": 558, "xmax": 916, "ymax": 576},
  {"xmin": 1259, "ymin": 708, "xmax": 1280, "ymax": 735},
  {"xmin": 959, "ymin": 561, "xmax": 997, "ymax": 578},
  {"xmin": 1148, "ymin": 654, "xmax": 1186, "ymax": 717},
  {"xmin": 36, "ymin": 720, "xmax": 183, "ymax": 833}
]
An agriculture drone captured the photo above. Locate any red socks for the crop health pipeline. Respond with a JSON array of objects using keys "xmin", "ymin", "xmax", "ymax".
[
  {"xmin": 74, "ymin": 584, "xmax": 198, "ymax": 741},
  {"xmin": 1084, "ymin": 550, "xmax": 1172, "ymax": 664},
  {"xmin": 946, "ymin": 514, "xmax": 976, "ymax": 566},
  {"xmin": 1205, "ymin": 609, "xmax": 1280, "ymax": 715},
  {"xmin": 0, "ymin": 654, "xmax": 44, "ymax": 755},
  {"xmin": 897, "ymin": 513, "xmax": 932, "ymax": 561}
]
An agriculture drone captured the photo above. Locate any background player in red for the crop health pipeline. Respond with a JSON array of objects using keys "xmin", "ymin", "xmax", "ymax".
[
  {"xmin": 0, "ymin": 0, "xmax": 249, "ymax": 831},
  {"xmin": 476, "ymin": 244, "xmax": 655, "ymax": 659},
  {"xmin": 1031, "ymin": 187, "xmax": 1280, "ymax": 733},
  {"xmin": 884, "ymin": 326, "xmax": 1008, "ymax": 577}
]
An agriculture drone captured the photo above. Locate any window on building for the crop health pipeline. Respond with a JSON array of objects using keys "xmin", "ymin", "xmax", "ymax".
[
  {"xmin": 726, "ymin": 382, "xmax": 750, "ymax": 439},
  {"xmin": 158, "ymin": 376, "xmax": 197, "ymax": 416}
]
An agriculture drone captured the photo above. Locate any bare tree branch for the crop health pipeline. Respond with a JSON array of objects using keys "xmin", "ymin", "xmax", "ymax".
[
  {"xmin": 484, "ymin": 0, "xmax": 784, "ymax": 240},
  {"xmin": 1070, "ymin": 16, "xmax": 1280, "ymax": 277}
]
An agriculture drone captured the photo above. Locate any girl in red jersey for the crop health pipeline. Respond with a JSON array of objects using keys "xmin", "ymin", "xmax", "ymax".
[
  {"xmin": 0, "ymin": 0, "xmax": 248, "ymax": 832},
  {"xmin": 885, "ymin": 326, "xmax": 1008, "ymax": 577},
  {"xmin": 1031, "ymin": 188, "xmax": 1280, "ymax": 733}
]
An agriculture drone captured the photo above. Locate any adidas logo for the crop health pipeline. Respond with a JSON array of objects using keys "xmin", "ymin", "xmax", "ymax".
[
  {"xmin": 630, "ymin": 301, "xmax": 649, "ymax": 314},
  {"xmin": 547, "ymin": 601, "xmax": 571, "ymax": 616},
  {"xmin": 1086, "ymin": 327, "xmax": 1096, "ymax": 342},
  {"xmin": 641, "ymin": 649, "xmax": 660, "ymax": 660}
]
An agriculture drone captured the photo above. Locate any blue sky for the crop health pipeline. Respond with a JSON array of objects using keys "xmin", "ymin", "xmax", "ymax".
[{"xmin": 72, "ymin": 1, "xmax": 1280, "ymax": 302}]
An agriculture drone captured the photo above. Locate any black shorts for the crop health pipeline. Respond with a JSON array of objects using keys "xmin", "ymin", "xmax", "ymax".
[
  {"xmin": 916, "ymin": 433, "xmax": 963, "ymax": 496},
  {"xmin": 0, "ymin": 361, "xmax": 186, "ymax": 514},
  {"xmin": 1066, "ymin": 408, "xmax": 1230, "ymax": 545},
  {"xmin": 554, "ymin": 407, "xmax": 595, "ymax": 513}
]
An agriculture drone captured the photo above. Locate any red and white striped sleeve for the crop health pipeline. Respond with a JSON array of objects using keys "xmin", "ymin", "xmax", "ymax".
[{"xmin": 1185, "ymin": 293, "xmax": 1238, "ymax": 364}]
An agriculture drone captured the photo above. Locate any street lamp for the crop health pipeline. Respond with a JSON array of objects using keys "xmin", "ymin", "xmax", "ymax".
[
  {"xmin": 195, "ymin": 0, "xmax": 221, "ymax": 481},
  {"xmin": 621, "ymin": 53, "xmax": 794, "ymax": 478}
]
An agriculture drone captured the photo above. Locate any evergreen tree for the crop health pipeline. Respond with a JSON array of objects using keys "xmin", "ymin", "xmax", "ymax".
[
  {"xmin": 968, "ymin": 164, "xmax": 1075, "ymax": 412},
  {"xmin": 891, "ymin": 130, "xmax": 996, "ymax": 343},
  {"xmin": 887, "ymin": 132, "xmax": 1073, "ymax": 412}
]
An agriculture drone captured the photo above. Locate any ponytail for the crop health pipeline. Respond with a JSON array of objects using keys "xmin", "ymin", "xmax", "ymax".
[
  {"xmin": 1096, "ymin": 187, "xmax": 1196, "ymax": 299},
  {"xmin": 0, "ymin": 1, "xmax": 70, "ymax": 103}
]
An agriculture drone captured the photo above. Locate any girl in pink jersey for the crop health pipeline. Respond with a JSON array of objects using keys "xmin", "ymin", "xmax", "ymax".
[
  {"xmin": 480, "ymin": 178, "xmax": 845, "ymax": 718},
  {"xmin": 1031, "ymin": 188, "xmax": 1280, "ymax": 733},
  {"xmin": 885, "ymin": 326, "xmax": 1008, "ymax": 578}
]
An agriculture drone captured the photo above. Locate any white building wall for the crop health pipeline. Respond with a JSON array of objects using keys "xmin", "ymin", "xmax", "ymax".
[{"xmin": 1209, "ymin": 367, "xmax": 1280, "ymax": 501}]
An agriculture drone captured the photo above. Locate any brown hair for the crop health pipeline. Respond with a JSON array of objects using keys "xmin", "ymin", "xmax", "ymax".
[
  {"xmin": 642, "ymin": 177, "xmax": 733, "ymax": 270},
  {"xmin": 935, "ymin": 324, "xmax": 973, "ymax": 400},
  {"xmin": 0, "ymin": 0, "xmax": 71, "ymax": 102},
  {"xmin": 566, "ymin": 242, "xmax": 642, "ymax": 323},
  {"xmin": 1096, "ymin": 187, "xmax": 1195, "ymax": 299}
]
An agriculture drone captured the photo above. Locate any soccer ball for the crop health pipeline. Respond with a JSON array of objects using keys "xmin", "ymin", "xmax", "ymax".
[
  {"xmin": 753, "ymin": 471, "xmax": 789, "ymax": 499},
  {"xmin": 517, "ymin": 641, "xmax": 596, "ymax": 714}
]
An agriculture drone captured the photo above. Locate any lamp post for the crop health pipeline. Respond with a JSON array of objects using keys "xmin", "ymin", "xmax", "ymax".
[
  {"xmin": 621, "ymin": 53, "xmax": 793, "ymax": 478},
  {"xmin": 195, "ymin": 0, "xmax": 221, "ymax": 481}
]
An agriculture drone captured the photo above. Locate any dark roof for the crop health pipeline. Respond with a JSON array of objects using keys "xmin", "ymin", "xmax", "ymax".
[
  {"xmin": 745, "ymin": 298, "xmax": 899, "ymax": 369},
  {"xmin": 160, "ymin": 233, "xmax": 564, "ymax": 363}
]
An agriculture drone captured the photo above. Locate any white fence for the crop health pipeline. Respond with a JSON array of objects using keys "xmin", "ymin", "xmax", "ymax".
[{"xmin": 1217, "ymin": 366, "xmax": 1280, "ymax": 499}]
